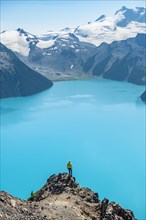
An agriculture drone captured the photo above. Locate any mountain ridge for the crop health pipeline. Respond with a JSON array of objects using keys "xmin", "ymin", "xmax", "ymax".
[
  {"xmin": 0, "ymin": 173, "xmax": 136, "ymax": 220},
  {"xmin": 83, "ymin": 33, "xmax": 146, "ymax": 85},
  {"xmin": 1, "ymin": 6, "xmax": 145, "ymax": 52},
  {"xmin": 0, "ymin": 6, "xmax": 145, "ymax": 85},
  {"xmin": 0, "ymin": 43, "xmax": 53, "ymax": 98},
  {"xmin": 141, "ymin": 90, "xmax": 146, "ymax": 103}
]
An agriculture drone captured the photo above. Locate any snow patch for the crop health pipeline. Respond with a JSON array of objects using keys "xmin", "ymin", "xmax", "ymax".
[
  {"xmin": 37, "ymin": 40, "xmax": 55, "ymax": 49},
  {"xmin": 43, "ymin": 52, "xmax": 52, "ymax": 56},
  {"xmin": 75, "ymin": 19, "xmax": 146, "ymax": 46},
  {"xmin": 0, "ymin": 30, "xmax": 30, "ymax": 56}
]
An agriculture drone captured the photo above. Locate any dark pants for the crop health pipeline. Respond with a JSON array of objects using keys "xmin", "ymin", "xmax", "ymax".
[{"xmin": 68, "ymin": 168, "xmax": 72, "ymax": 175}]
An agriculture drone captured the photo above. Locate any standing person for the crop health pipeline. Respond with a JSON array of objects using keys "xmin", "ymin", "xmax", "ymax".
[{"xmin": 67, "ymin": 161, "xmax": 72, "ymax": 175}]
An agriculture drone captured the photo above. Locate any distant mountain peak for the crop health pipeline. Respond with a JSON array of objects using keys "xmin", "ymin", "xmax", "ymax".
[
  {"xmin": 16, "ymin": 28, "xmax": 38, "ymax": 39},
  {"xmin": 115, "ymin": 6, "xmax": 127, "ymax": 14},
  {"xmin": 61, "ymin": 27, "xmax": 70, "ymax": 31},
  {"xmin": 16, "ymin": 28, "xmax": 28, "ymax": 35},
  {"xmin": 0, "ymin": 30, "xmax": 6, "ymax": 34},
  {"xmin": 60, "ymin": 27, "xmax": 75, "ymax": 34},
  {"xmin": 115, "ymin": 6, "xmax": 146, "ymax": 27},
  {"xmin": 115, "ymin": 6, "xmax": 146, "ymax": 15},
  {"xmin": 95, "ymin": 15, "xmax": 106, "ymax": 22},
  {"xmin": 17, "ymin": 27, "xmax": 25, "ymax": 32}
]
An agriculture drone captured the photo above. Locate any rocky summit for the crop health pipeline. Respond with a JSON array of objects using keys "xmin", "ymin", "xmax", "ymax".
[{"xmin": 0, "ymin": 173, "xmax": 136, "ymax": 220}]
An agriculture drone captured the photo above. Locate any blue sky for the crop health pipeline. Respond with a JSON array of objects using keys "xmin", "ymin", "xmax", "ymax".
[{"xmin": 1, "ymin": 0, "xmax": 145, "ymax": 34}]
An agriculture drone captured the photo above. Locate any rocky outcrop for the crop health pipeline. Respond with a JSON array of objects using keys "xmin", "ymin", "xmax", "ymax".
[
  {"xmin": 141, "ymin": 90, "xmax": 146, "ymax": 103},
  {"xmin": 0, "ymin": 192, "xmax": 47, "ymax": 220},
  {"xmin": 0, "ymin": 43, "xmax": 53, "ymax": 99},
  {"xmin": 0, "ymin": 173, "xmax": 136, "ymax": 220}
]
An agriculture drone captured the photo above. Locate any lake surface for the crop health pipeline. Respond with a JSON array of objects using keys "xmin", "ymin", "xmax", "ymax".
[{"xmin": 0, "ymin": 79, "xmax": 145, "ymax": 219}]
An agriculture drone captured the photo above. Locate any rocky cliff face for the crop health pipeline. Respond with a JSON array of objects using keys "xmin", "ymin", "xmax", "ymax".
[
  {"xmin": 27, "ymin": 35, "xmax": 97, "ymax": 81},
  {"xmin": 141, "ymin": 90, "xmax": 146, "ymax": 103},
  {"xmin": 0, "ymin": 173, "xmax": 136, "ymax": 220},
  {"xmin": 83, "ymin": 34, "xmax": 146, "ymax": 85},
  {"xmin": 12, "ymin": 33, "xmax": 146, "ymax": 85},
  {"xmin": 0, "ymin": 43, "xmax": 53, "ymax": 98}
]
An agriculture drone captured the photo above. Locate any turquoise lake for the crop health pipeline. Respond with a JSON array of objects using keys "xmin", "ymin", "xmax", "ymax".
[{"xmin": 0, "ymin": 79, "xmax": 145, "ymax": 219}]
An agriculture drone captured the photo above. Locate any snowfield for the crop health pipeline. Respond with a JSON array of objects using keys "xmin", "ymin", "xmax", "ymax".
[{"xmin": 0, "ymin": 6, "xmax": 145, "ymax": 55}]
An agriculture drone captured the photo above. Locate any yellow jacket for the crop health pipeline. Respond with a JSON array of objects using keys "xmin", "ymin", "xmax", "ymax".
[{"xmin": 67, "ymin": 161, "xmax": 72, "ymax": 169}]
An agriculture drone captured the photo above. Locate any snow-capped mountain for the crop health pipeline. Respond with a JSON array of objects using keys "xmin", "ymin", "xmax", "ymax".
[
  {"xmin": 0, "ymin": 43, "xmax": 53, "ymax": 98},
  {"xmin": 74, "ymin": 6, "xmax": 146, "ymax": 46},
  {"xmin": 1, "ymin": 6, "xmax": 145, "ymax": 53},
  {"xmin": 115, "ymin": 6, "xmax": 146, "ymax": 26},
  {"xmin": 28, "ymin": 32, "xmax": 97, "ymax": 80},
  {"xmin": 37, "ymin": 6, "xmax": 146, "ymax": 47},
  {"xmin": 0, "ymin": 6, "xmax": 145, "ymax": 84},
  {"xmin": 0, "ymin": 28, "xmax": 39, "ymax": 56}
]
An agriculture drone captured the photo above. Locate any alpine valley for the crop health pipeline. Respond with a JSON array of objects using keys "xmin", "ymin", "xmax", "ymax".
[
  {"xmin": 0, "ymin": 6, "xmax": 146, "ymax": 87},
  {"xmin": 0, "ymin": 6, "xmax": 146, "ymax": 220}
]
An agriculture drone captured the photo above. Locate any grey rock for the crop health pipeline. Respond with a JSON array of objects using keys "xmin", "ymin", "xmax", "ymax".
[
  {"xmin": 101, "ymin": 198, "xmax": 109, "ymax": 219},
  {"xmin": 115, "ymin": 6, "xmax": 146, "ymax": 27},
  {"xmin": 0, "ymin": 43, "xmax": 53, "ymax": 99},
  {"xmin": 140, "ymin": 90, "xmax": 146, "ymax": 103},
  {"xmin": 0, "ymin": 173, "xmax": 136, "ymax": 220},
  {"xmin": 83, "ymin": 34, "xmax": 146, "ymax": 85},
  {"xmin": 17, "ymin": 33, "xmax": 146, "ymax": 86}
]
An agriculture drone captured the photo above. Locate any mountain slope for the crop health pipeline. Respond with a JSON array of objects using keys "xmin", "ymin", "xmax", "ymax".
[
  {"xmin": 115, "ymin": 6, "xmax": 146, "ymax": 27},
  {"xmin": 74, "ymin": 6, "xmax": 146, "ymax": 46},
  {"xmin": 1, "ymin": 7, "xmax": 145, "ymax": 53},
  {"xmin": 27, "ymin": 33, "xmax": 97, "ymax": 80},
  {"xmin": 0, "ymin": 28, "xmax": 38, "ymax": 56},
  {"xmin": 0, "ymin": 43, "xmax": 53, "ymax": 98},
  {"xmin": 0, "ymin": 6, "xmax": 145, "ymax": 84},
  {"xmin": 83, "ymin": 34, "xmax": 146, "ymax": 85},
  {"xmin": 0, "ymin": 173, "xmax": 136, "ymax": 220},
  {"xmin": 141, "ymin": 90, "xmax": 146, "ymax": 103}
]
